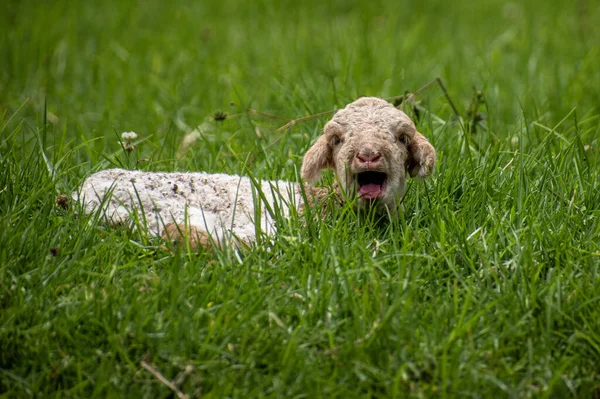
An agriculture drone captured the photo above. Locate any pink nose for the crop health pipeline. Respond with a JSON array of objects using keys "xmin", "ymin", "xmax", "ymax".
[{"xmin": 356, "ymin": 151, "xmax": 381, "ymax": 164}]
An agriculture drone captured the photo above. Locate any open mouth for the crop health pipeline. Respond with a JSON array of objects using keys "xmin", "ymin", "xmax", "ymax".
[{"xmin": 356, "ymin": 171, "xmax": 387, "ymax": 199}]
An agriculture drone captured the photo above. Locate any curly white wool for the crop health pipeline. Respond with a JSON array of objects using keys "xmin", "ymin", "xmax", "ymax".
[{"xmin": 75, "ymin": 169, "xmax": 301, "ymax": 243}]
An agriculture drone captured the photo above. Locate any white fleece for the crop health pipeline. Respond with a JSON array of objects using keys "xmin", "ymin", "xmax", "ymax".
[{"xmin": 75, "ymin": 169, "xmax": 302, "ymax": 243}]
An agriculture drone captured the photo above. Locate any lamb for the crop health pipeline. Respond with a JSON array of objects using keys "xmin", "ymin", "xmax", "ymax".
[{"xmin": 76, "ymin": 97, "xmax": 436, "ymax": 250}]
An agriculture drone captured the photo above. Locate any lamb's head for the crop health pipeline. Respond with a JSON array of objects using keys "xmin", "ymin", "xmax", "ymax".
[{"xmin": 301, "ymin": 97, "xmax": 436, "ymax": 212}]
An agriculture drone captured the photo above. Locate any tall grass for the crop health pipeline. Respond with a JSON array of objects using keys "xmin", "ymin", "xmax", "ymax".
[{"xmin": 1, "ymin": 0, "xmax": 599, "ymax": 396}]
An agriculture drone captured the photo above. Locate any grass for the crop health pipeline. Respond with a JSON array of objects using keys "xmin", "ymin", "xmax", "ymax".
[{"xmin": 1, "ymin": 0, "xmax": 600, "ymax": 397}]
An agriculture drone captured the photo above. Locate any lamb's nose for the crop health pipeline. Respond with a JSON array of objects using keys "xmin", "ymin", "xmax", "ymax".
[{"xmin": 356, "ymin": 151, "xmax": 381, "ymax": 164}]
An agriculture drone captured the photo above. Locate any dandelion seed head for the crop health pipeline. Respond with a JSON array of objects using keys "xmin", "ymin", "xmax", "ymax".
[{"xmin": 121, "ymin": 131, "xmax": 138, "ymax": 141}]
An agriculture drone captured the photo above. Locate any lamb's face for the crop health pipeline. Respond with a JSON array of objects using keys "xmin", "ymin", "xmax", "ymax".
[
  {"xmin": 302, "ymin": 97, "xmax": 434, "ymax": 213},
  {"xmin": 330, "ymin": 118, "xmax": 412, "ymax": 209}
]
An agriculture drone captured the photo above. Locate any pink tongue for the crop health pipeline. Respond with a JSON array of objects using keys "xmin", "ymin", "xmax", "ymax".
[{"xmin": 358, "ymin": 184, "xmax": 382, "ymax": 199}]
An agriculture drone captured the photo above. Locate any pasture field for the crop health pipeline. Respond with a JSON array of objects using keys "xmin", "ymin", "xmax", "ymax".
[{"xmin": 1, "ymin": 0, "xmax": 600, "ymax": 397}]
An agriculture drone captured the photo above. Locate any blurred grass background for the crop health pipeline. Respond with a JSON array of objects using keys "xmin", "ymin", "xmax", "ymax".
[{"xmin": 2, "ymin": 0, "xmax": 599, "ymax": 176}]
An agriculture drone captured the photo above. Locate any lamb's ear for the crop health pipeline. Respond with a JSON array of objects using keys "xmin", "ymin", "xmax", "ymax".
[
  {"xmin": 301, "ymin": 121, "xmax": 340, "ymax": 183},
  {"xmin": 406, "ymin": 132, "xmax": 436, "ymax": 178}
]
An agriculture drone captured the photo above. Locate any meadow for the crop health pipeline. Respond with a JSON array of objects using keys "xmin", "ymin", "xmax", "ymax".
[{"xmin": 1, "ymin": 0, "xmax": 600, "ymax": 397}]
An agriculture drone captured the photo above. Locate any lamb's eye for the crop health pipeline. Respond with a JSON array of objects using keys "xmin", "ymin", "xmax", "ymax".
[
  {"xmin": 332, "ymin": 135, "xmax": 342, "ymax": 146},
  {"xmin": 398, "ymin": 135, "xmax": 407, "ymax": 144}
]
